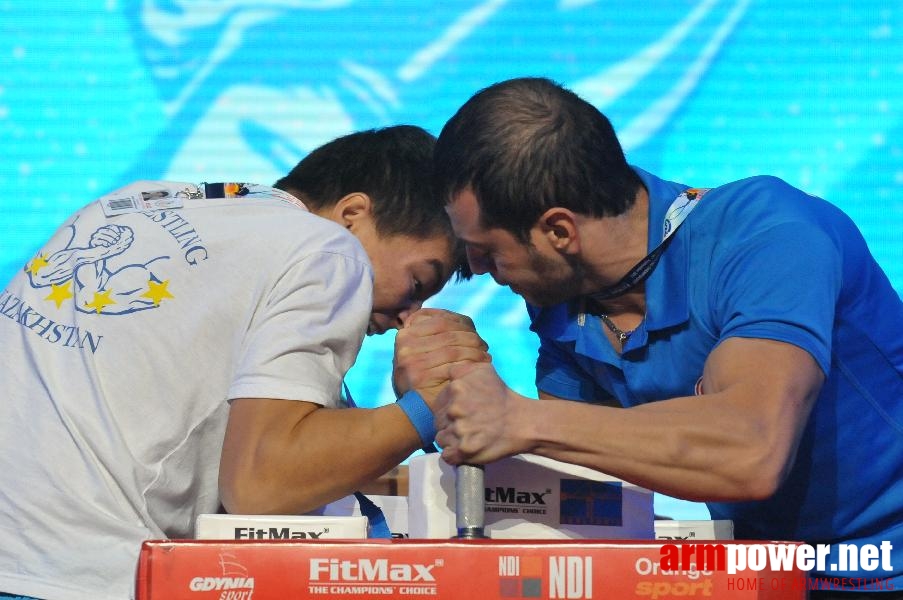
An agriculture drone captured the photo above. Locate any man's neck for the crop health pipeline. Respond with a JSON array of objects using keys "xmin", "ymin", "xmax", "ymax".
[{"xmin": 578, "ymin": 186, "xmax": 650, "ymax": 300}]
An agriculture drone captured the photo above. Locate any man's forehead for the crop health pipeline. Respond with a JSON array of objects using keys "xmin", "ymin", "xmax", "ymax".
[
  {"xmin": 408, "ymin": 237, "xmax": 454, "ymax": 277},
  {"xmin": 445, "ymin": 189, "xmax": 482, "ymax": 233}
]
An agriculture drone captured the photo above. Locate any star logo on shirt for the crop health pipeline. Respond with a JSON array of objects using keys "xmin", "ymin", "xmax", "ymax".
[
  {"xmin": 141, "ymin": 278, "xmax": 174, "ymax": 306},
  {"xmin": 44, "ymin": 280, "xmax": 74, "ymax": 309},
  {"xmin": 84, "ymin": 289, "xmax": 116, "ymax": 314},
  {"xmin": 27, "ymin": 253, "xmax": 49, "ymax": 275}
]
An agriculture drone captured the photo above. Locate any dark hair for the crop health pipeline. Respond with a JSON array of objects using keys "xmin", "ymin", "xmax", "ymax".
[
  {"xmin": 434, "ymin": 77, "xmax": 643, "ymax": 242},
  {"xmin": 276, "ymin": 125, "xmax": 469, "ymax": 279}
]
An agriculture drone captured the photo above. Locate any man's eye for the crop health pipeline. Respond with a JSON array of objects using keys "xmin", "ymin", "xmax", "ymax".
[{"xmin": 413, "ymin": 279, "xmax": 424, "ymax": 297}]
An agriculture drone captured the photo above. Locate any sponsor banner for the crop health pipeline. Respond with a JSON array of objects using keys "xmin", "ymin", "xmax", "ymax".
[
  {"xmin": 408, "ymin": 453, "xmax": 653, "ymax": 540},
  {"xmin": 135, "ymin": 539, "xmax": 806, "ymax": 599},
  {"xmin": 194, "ymin": 514, "xmax": 369, "ymax": 540}
]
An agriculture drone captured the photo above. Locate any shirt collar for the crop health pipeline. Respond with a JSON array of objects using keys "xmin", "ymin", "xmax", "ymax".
[{"xmin": 634, "ymin": 167, "xmax": 691, "ymax": 332}]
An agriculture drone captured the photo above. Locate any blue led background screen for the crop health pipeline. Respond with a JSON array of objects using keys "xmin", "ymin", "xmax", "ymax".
[{"xmin": 2, "ymin": 1, "xmax": 901, "ymax": 519}]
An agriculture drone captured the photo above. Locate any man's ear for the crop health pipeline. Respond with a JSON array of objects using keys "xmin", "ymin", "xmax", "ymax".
[
  {"xmin": 538, "ymin": 207, "xmax": 579, "ymax": 254},
  {"xmin": 331, "ymin": 193, "xmax": 373, "ymax": 230}
]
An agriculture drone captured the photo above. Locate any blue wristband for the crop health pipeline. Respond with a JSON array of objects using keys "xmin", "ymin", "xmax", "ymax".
[{"xmin": 396, "ymin": 390, "xmax": 436, "ymax": 447}]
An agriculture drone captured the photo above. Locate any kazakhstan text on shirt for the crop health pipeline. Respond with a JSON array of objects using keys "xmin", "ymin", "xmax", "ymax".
[{"xmin": 0, "ymin": 289, "xmax": 102, "ymax": 353}]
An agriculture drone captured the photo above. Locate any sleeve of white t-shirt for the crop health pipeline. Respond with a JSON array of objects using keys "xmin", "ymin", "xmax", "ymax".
[{"xmin": 227, "ymin": 249, "xmax": 373, "ymax": 407}]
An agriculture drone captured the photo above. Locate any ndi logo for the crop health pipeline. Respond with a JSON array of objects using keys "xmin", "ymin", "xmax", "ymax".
[
  {"xmin": 498, "ymin": 555, "xmax": 543, "ymax": 598},
  {"xmin": 498, "ymin": 555, "xmax": 593, "ymax": 599},
  {"xmin": 550, "ymin": 556, "xmax": 593, "ymax": 599}
]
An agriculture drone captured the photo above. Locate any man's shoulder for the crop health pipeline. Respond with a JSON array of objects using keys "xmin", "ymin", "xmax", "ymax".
[
  {"xmin": 227, "ymin": 203, "xmax": 368, "ymax": 262},
  {"xmin": 693, "ymin": 174, "xmax": 838, "ymax": 229},
  {"xmin": 711, "ymin": 174, "xmax": 803, "ymax": 199}
]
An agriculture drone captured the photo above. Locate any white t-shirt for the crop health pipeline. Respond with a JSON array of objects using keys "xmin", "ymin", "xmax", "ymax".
[{"xmin": 0, "ymin": 182, "xmax": 373, "ymax": 600}]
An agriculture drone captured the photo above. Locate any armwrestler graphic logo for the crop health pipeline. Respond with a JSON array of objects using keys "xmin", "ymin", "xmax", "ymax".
[{"xmin": 26, "ymin": 219, "xmax": 173, "ymax": 315}]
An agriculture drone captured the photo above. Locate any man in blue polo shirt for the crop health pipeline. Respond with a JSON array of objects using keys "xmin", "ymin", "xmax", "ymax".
[{"xmin": 399, "ymin": 77, "xmax": 903, "ymax": 597}]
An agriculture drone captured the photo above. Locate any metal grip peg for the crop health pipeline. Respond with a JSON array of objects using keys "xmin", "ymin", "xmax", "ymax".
[{"xmin": 455, "ymin": 464, "xmax": 487, "ymax": 539}]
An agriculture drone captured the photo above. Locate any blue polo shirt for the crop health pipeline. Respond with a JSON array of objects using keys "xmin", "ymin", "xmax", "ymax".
[{"xmin": 529, "ymin": 167, "xmax": 903, "ymax": 588}]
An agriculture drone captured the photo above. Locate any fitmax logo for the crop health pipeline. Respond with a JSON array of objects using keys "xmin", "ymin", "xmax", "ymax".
[
  {"xmin": 485, "ymin": 486, "xmax": 551, "ymax": 505},
  {"xmin": 234, "ymin": 527, "xmax": 327, "ymax": 539},
  {"xmin": 309, "ymin": 558, "xmax": 442, "ymax": 582}
]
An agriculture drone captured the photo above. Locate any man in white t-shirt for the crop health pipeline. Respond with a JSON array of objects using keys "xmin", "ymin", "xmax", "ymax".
[{"xmin": 0, "ymin": 125, "xmax": 484, "ymax": 600}]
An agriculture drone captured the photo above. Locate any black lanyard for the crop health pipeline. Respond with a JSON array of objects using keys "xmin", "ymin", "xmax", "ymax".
[{"xmin": 586, "ymin": 187, "xmax": 709, "ymax": 302}]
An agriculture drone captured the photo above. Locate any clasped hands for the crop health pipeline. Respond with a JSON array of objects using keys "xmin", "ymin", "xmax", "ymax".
[{"xmin": 393, "ymin": 308, "xmax": 524, "ymax": 465}]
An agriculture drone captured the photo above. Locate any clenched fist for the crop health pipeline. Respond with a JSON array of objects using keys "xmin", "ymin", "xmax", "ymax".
[{"xmin": 392, "ymin": 308, "xmax": 490, "ymax": 407}]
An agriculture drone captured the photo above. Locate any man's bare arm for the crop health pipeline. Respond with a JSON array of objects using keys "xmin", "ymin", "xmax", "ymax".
[
  {"xmin": 220, "ymin": 308, "xmax": 490, "ymax": 515},
  {"xmin": 219, "ymin": 398, "xmax": 424, "ymax": 515},
  {"xmin": 437, "ymin": 337, "xmax": 824, "ymax": 502}
]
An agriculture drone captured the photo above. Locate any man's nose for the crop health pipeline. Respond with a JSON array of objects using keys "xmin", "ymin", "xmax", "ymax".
[{"xmin": 394, "ymin": 300, "xmax": 424, "ymax": 329}]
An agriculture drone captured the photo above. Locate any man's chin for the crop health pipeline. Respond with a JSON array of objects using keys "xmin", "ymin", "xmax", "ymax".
[{"xmin": 517, "ymin": 290, "xmax": 572, "ymax": 308}]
